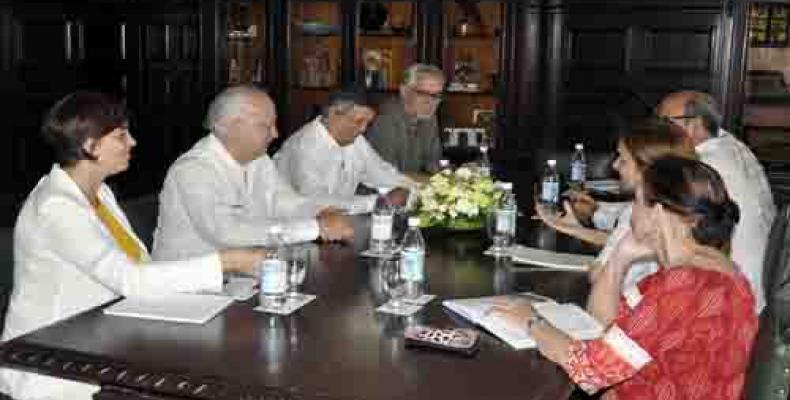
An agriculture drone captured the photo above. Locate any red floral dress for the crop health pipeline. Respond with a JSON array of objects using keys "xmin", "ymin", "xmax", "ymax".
[{"xmin": 562, "ymin": 266, "xmax": 758, "ymax": 400}]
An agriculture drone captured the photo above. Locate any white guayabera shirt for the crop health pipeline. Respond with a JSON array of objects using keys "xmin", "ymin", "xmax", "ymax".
[
  {"xmin": 696, "ymin": 129, "xmax": 776, "ymax": 313},
  {"xmin": 274, "ymin": 117, "xmax": 415, "ymax": 214},
  {"xmin": 153, "ymin": 134, "xmax": 323, "ymax": 261}
]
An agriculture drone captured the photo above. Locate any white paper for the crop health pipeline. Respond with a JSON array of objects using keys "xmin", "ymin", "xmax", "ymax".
[
  {"xmin": 532, "ymin": 302, "xmax": 604, "ymax": 340},
  {"xmin": 359, "ymin": 247, "xmax": 401, "ymax": 259},
  {"xmin": 443, "ymin": 293, "xmax": 603, "ymax": 350},
  {"xmin": 402, "ymin": 294, "xmax": 436, "ymax": 306},
  {"xmin": 253, "ymin": 294, "xmax": 316, "ymax": 315},
  {"xmin": 487, "ymin": 245, "xmax": 594, "ymax": 271},
  {"xmin": 103, "ymin": 294, "xmax": 234, "ymax": 324},
  {"xmin": 376, "ymin": 301, "xmax": 423, "ymax": 316}
]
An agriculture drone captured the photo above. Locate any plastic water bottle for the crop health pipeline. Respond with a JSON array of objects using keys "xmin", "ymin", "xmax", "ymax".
[
  {"xmin": 370, "ymin": 187, "xmax": 394, "ymax": 253},
  {"xmin": 479, "ymin": 145, "xmax": 491, "ymax": 177},
  {"xmin": 493, "ymin": 182, "xmax": 517, "ymax": 249},
  {"xmin": 401, "ymin": 217, "xmax": 426, "ymax": 298},
  {"xmin": 260, "ymin": 226, "xmax": 288, "ymax": 306},
  {"xmin": 541, "ymin": 159, "xmax": 560, "ymax": 209},
  {"xmin": 569, "ymin": 143, "xmax": 587, "ymax": 190}
]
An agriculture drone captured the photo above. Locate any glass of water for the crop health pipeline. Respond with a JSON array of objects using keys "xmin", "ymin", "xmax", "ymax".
[
  {"xmin": 382, "ymin": 259, "xmax": 407, "ymax": 309},
  {"xmin": 487, "ymin": 209, "xmax": 512, "ymax": 254},
  {"xmin": 287, "ymin": 246, "xmax": 308, "ymax": 299}
]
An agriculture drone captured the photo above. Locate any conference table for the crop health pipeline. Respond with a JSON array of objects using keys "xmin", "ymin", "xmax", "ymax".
[{"xmin": 0, "ymin": 218, "xmax": 596, "ymax": 400}]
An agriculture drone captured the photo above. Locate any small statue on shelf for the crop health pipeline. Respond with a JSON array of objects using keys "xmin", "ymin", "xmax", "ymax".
[
  {"xmin": 448, "ymin": 51, "xmax": 481, "ymax": 92},
  {"xmin": 362, "ymin": 49, "xmax": 391, "ymax": 90}
]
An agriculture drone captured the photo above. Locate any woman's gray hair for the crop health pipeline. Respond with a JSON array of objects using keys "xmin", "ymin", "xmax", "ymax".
[
  {"xmin": 683, "ymin": 92, "xmax": 723, "ymax": 137},
  {"xmin": 402, "ymin": 63, "xmax": 445, "ymax": 87},
  {"xmin": 203, "ymin": 85, "xmax": 267, "ymax": 131}
]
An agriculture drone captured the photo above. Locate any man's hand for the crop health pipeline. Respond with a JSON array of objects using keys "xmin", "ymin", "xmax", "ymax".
[
  {"xmin": 318, "ymin": 212, "xmax": 354, "ymax": 242},
  {"xmin": 566, "ymin": 190, "xmax": 598, "ymax": 224},
  {"xmin": 385, "ymin": 187, "xmax": 410, "ymax": 208},
  {"xmin": 219, "ymin": 248, "xmax": 267, "ymax": 274}
]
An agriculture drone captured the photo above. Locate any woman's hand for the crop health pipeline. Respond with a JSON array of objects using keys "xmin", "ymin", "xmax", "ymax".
[
  {"xmin": 608, "ymin": 230, "xmax": 653, "ymax": 272},
  {"xmin": 536, "ymin": 200, "xmax": 583, "ymax": 232}
]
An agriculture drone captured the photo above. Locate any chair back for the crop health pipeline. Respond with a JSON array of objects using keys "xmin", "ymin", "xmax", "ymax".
[
  {"xmin": 764, "ymin": 205, "xmax": 790, "ymax": 332},
  {"xmin": 119, "ymin": 195, "xmax": 159, "ymax": 251}
]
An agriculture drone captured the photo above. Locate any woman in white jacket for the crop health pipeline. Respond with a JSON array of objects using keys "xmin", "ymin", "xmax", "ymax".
[{"xmin": 0, "ymin": 91, "xmax": 265, "ymax": 399}]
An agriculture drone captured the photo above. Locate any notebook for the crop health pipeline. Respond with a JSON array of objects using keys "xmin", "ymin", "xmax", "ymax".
[
  {"xmin": 103, "ymin": 293, "xmax": 234, "ymax": 324},
  {"xmin": 488, "ymin": 245, "xmax": 594, "ymax": 272},
  {"xmin": 443, "ymin": 293, "xmax": 603, "ymax": 350}
]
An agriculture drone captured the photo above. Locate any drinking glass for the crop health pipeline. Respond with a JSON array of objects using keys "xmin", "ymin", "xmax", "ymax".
[
  {"xmin": 287, "ymin": 249, "xmax": 308, "ymax": 299},
  {"xmin": 382, "ymin": 259, "xmax": 407, "ymax": 309},
  {"xmin": 486, "ymin": 210, "xmax": 510, "ymax": 254}
]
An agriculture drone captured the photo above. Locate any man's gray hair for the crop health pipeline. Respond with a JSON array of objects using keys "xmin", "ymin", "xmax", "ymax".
[
  {"xmin": 402, "ymin": 63, "xmax": 445, "ymax": 87},
  {"xmin": 683, "ymin": 92, "xmax": 723, "ymax": 137},
  {"xmin": 204, "ymin": 85, "xmax": 268, "ymax": 131}
]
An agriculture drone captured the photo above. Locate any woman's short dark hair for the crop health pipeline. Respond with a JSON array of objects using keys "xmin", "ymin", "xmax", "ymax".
[
  {"xmin": 42, "ymin": 91, "xmax": 128, "ymax": 167},
  {"xmin": 641, "ymin": 156, "xmax": 740, "ymax": 250}
]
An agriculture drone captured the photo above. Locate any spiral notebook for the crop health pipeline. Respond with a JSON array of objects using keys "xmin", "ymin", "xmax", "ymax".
[{"xmin": 104, "ymin": 293, "xmax": 234, "ymax": 324}]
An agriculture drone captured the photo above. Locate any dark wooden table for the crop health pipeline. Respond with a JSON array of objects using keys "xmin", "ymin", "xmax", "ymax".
[{"xmin": 0, "ymin": 219, "xmax": 595, "ymax": 400}]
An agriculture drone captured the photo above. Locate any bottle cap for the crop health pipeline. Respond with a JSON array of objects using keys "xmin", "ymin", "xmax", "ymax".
[
  {"xmin": 439, "ymin": 159, "xmax": 450, "ymax": 168},
  {"xmin": 547, "ymin": 159, "xmax": 557, "ymax": 167},
  {"xmin": 377, "ymin": 187, "xmax": 391, "ymax": 195},
  {"xmin": 575, "ymin": 143, "xmax": 584, "ymax": 150},
  {"xmin": 501, "ymin": 182, "xmax": 513, "ymax": 190},
  {"xmin": 408, "ymin": 217, "xmax": 421, "ymax": 227}
]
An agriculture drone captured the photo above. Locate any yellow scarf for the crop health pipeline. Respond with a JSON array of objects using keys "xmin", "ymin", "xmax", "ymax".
[{"xmin": 94, "ymin": 200, "xmax": 144, "ymax": 264}]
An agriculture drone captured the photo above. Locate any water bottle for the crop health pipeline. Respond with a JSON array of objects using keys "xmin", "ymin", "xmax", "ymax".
[
  {"xmin": 370, "ymin": 187, "xmax": 394, "ymax": 253},
  {"xmin": 401, "ymin": 217, "xmax": 426, "ymax": 298},
  {"xmin": 260, "ymin": 226, "xmax": 288, "ymax": 306},
  {"xmin": 438, "ymin": 158, "xmax": 451, "ymax": 172},
  {"xmin": 493, "ymin": 182, "xmax": 517, "ymax": 249},
  {"xmin": 569, "ymin": 143, "xmax": 587, "ymax": 190},
  {"xmin": 479, "ymin": 145, "xmax": 491, "ymax": 177},
  {"xmin": 541, "ymin": 159, "xmax": 560, "ymax": 209}
]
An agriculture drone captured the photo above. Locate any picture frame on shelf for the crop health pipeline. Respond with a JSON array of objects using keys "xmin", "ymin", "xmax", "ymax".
[{"xmin": 361, "ymin": 48, "xmax": 392, "ymax": 90}]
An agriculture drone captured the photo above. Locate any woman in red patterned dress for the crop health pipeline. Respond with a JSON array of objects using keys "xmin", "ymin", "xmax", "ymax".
[{"xmin": 494, "ymin": 157, "xmax": 758, "ymax": 399}]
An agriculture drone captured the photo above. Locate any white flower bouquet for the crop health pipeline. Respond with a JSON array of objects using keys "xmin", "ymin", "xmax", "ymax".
[{"xmin": 416, "ymin": 166, "xmax": 503, "ymax": 230}]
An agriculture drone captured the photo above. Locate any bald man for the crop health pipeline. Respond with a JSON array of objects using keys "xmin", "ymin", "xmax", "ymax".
[
  {"xmin": 657, "ymin": 91, "xmax": 775, "ymax": 313},
  {"xmin": 153, "ymin": 85, "xmax": 353, "ymax": 261}
]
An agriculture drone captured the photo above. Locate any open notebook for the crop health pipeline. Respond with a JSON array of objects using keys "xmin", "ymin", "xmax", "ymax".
[
  {"xmin": 443, "ymin": 293, "xmax": 603, "ymax": 349},
  {"xmin": 104, "ymin": 293, "xmax": 234, "ymax": 324}
]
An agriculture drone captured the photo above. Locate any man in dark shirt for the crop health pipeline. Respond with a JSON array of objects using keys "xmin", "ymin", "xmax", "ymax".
[{"xmin": 367, "ymin": 63, "xmax": 445, "ymax": 176}]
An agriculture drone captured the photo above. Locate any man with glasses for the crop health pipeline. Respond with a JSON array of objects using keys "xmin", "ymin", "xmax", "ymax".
[
  {"xmin": 367, "ymin": 63, "xmax": 445, "ymax": 176},
  {"xmin": 657, "ymin": 91, "xmax": 775, "ymax": 313},
  {"xmin": 153, "ymin": 85, "xmax": 353, "ymax": 262}
]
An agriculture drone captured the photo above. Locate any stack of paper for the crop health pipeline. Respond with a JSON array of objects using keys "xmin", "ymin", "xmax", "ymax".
[
  {"xmin": 103, "ymin": 293, "xmax": 234, "ymax": 324},
  {"xmin": 443, "ymin": 293, "xmax": 603, "ymax": 349},
  {"xmin": 488, "ymin": 245, "xmax": 594, "ymax": 271}
]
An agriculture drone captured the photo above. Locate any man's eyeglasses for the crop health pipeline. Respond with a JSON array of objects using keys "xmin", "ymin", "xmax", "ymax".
[{"xmin": 408, "ymin": 86, "xmax": 443, "ymax": 102}]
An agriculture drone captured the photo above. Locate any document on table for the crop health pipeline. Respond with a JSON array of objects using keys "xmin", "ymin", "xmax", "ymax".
[
  {"xmin": 486, "ymin": 245, "xmax": 594, "ymax": 271},
  {"xmin": 443, "ymin": 293, "xmax": 603, "ymax": 350},
  {"xmin": 103, "ymin": 293, "xmax": 234, "ymax": 324}
]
